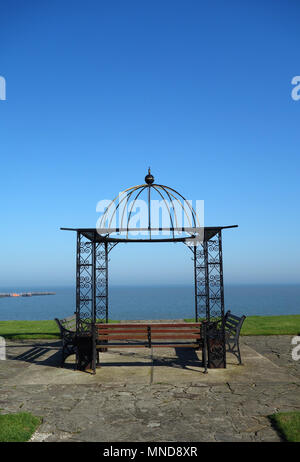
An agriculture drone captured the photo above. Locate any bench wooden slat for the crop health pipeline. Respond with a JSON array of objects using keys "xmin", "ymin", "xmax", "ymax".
[
  {"xmin": 96, "ymin": 343, "xmax": 199, "ymax": 349},
  {"xmin": 97, "ymin": 328, "xmax": 201, "ymax": 334},
  {"xmin": 99, "ymin": 334, "xmax": 148, "ymax": 340},
  {"xmin": 226, "ymin": 316, "xmax": 240, "ymax": 324},
  {"xmin": 152, "ymin": 343, "xmax": 199, "ymax": 348},
  {"xmin": 96, "ymin": 323, "xmax": 201, "ymax": 328},
  {"xmin": 225, "ymin": 319, "xmax": 240, "ymax": 328},
  {"xmin": 150, "ymin": 334, "xmax": 200, "ymax": 339},
  {"xmin": 97, "ymin": 329, "xmax": 148, "ymax": 334},
  {"xmin": 227, "ymin": 314, "xmax": 241, "ymax": 322},
  {"xmin": 98, "ymin": 334, "xmax": 200, "ymax": 341},
  {"xmin": 96, "ymin": 344, "xmax": 148, "ymax": 348},
  {"xmin": 148, "ymin": 328, "xmax": 201, "ymax": 333}
]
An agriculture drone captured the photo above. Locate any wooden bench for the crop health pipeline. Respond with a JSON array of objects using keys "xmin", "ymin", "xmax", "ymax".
[
  {"xmin": 219, "ymin": 310, "xmax": 246, "ymax": 365},
  {"xmin": 54, "ymin": 315, "xmax": 77, "ymax": 367},
  {"xmin": 95, "ymin": 322, "xmax": 207, "ymax": 373}
]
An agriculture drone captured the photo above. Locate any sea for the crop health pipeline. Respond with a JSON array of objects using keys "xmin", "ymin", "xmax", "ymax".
[{"xmin": 0, "ymin": 284, "xmax": 299, "ymax": 321}]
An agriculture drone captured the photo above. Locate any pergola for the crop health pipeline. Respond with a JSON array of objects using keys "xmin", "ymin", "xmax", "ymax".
[{"xmin": 62, "ymin": 170, "xmax": 237, "ymax": 369}]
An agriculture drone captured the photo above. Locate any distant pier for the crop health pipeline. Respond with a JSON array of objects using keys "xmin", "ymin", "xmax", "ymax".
[{"xmin": 0, "ymin": 292, "xmax": 56, "ymax": 298}]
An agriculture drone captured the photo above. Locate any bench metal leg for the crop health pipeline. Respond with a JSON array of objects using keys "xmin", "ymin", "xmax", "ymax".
[
  {"xmin": 237, "ymin": 343, "xmax": 242, "ymax": 365},
  {"xmin": 61, "ymin": 347, "xmax": 66, "ymax": 367},
  {"xmin": 201, "ymin": 330, "xmax": 208, "ymax": 374},
  {"xmin": 227, "ymin": 340, "xmax": 243, "ymax": 365}
]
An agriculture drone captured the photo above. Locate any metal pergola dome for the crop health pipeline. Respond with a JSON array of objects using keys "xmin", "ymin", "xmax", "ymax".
[{"xmin": 97, "ymin": 168, "xmax": 200, "ymax": 241}]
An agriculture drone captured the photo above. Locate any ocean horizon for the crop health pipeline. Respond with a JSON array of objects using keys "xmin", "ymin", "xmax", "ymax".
[{"xmin": 0, "ymin": 283, "xmax": 299, "ymax": 321}]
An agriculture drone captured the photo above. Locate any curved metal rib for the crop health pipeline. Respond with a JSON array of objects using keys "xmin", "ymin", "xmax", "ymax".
[
  {"xmin": 109, "ymin": 186, "xmax": 141, "ymax": 229},
  {"xmin": 154, "ymin": 184, "xmax": 193, "ymax": 229},
  {"xmin": 126, "ymin": 185, "xmax": 148, "ymax": 238},
  {"xmin": 99, "ymin": 184, "xmax": 144, "ymax": 229},
  {"xmin": 155, "ymin": 185, "xmax": 179, "ymax": 230},
  {"xmin": 160, "ymin": 184, "xmax": 200, "ymax": 228},
  {"xmin": 151, "ymin": 185, "xmax": 175, "ymax": 238}
]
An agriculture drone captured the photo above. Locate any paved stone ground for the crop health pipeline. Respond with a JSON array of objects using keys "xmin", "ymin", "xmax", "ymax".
[{"xmin": 0, "ymin": 335, "xmax": 299, "ymax": 442}]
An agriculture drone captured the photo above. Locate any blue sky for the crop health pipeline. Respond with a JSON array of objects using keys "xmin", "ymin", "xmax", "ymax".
[{"xmin": 0, "ymin": 0, "xmax": 300, "ymax": 287}]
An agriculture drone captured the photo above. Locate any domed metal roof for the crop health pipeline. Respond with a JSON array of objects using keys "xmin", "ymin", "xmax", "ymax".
[{"xmin": 97, "ymin": 168, "xmax": 201, "ymax": 240}]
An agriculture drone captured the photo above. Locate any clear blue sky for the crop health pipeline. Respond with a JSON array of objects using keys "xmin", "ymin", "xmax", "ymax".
[{"xmin": 0, "ymin": 0, "xmax": 300, "ymax": 287}]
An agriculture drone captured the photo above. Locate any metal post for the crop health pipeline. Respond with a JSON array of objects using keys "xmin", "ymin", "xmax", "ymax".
[
  {"xmin": 105, "ymin": 241, "xmax": 109, "ymax": 323},
  {"xmin": 75, "ymin": 232, "xmax": 81, "ymax": 333},
  {"xmin": 91, "ymin": 238, "xmax": 97, "ymax": 373},
  {"xmin": 75, "ymin": 231, "xmax": 81, "ymax": 368},
  {"xmin": 203, "ymin": 240, "xmax": 210, "ymax": 322},
  {"xmin": 218, "ymin": 230, "xmax": 226, "ymax": 368},
  {"xmin": 193, "ymin": 245, "xmax": 198, "ymax": 322},
  {"xmin": 92, "ymin": 238, "xmax": 96, "ymax": 324},
  {"xmin": 205, "ymin": 234, "xmax": 226, "ymax": 368}
]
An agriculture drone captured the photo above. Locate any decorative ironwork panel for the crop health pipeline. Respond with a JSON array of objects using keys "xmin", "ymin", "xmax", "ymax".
[
  {"xmin": 194, "ymin": 243, "xmax": 209, "ymax": 322},
  {"xmin": 76, "ymin": 234, "xmax": 116, "ymax": 332},
  {"xmin": 95, "ymin": 241, "xmax": 108, "ymax": 323},
  {"xmin": 206, "ymin": 231, "xmax": 226, "ymax": 367},
  {"xmin": 206, "ymin": 322, "xmax": 226, "ymax": 368},
  {"xmin": 76, "ymin": 233, "xmax": 93, "ymax": 332},
  {"xmin": 207, "ymin": 231, "xmax": 225, "ymax": 321}
]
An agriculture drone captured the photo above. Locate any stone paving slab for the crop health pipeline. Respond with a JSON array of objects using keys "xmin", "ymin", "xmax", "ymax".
[{"xmin": 0, "ymin": 335, "xmax": 300, "ymax": 442}]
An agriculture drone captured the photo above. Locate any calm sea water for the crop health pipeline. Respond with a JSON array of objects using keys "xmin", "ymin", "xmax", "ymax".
[{"xmin": 0, "ymin": 284, "xmax": 299, "ymax": 321}]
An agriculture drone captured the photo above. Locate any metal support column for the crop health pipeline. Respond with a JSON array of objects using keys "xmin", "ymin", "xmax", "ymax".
[
  {"xmin": 76, "ymin": 233, "xmax": 93, "ymax": 332},
  {"xmin": 193, "ymin": 246, "xmax": 198, "ymax": 322},
  {"xmin": 206, "ymin": 231, "xmax": 226, "ymax": 368},
  {"xmin": 75, "ymin": 232, "xmax": 94, "ymax": 371},
  {"xmin": 194, "ymin": 243, "xmax": 209, "ymax": 321}
]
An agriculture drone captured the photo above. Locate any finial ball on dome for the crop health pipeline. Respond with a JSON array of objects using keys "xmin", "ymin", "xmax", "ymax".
[{"xmin": 145, "ymin": 167, "xmax": 154, "ymax": 184}]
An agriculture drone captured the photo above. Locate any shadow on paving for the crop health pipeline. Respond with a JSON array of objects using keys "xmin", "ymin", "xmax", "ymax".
[
  {"xmin": 152, "ymin": 347, "xmax": 203, "ymax": 370},
  {"xmin": 7, "ymin": 341, "xmax": 74, "ymax": 370},
  {"xmin": 99, "ymin": 348, "xmax": 204, "ymax": 371},
  {"xmin": 8, "ymin": 341, "xmax": 205, "ymax": 372}
]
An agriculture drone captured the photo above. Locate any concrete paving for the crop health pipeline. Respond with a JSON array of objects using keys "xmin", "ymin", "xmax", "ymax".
[{"xmin": 0, "ymin": 335, "xmax": 300, "ymax": 441}]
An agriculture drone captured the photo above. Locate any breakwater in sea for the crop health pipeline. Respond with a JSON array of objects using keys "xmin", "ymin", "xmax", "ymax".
[{"xmin": 0, "ymin": 292, "xmax": 56, "ymax": 298}]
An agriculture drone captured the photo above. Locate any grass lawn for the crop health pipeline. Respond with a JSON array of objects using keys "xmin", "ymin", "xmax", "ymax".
[
  {"xmin": 0, "ymin": 320, "xmax": 60, "ymax": 339},
  {"xmin": 184, "ymin": 314, "xmax": 300, "ymax": 336},
  {"xmin": 240, "ymin": 315, "xmax": 300, "ymax": 336},
  {"xmin": 0, "ymin": 319, "xmax": 120, "ymax": 339},
  {"xmin": 269, "ymin": 411, "xmax": 300, "ymax": 442},
  {"xmin": 0, "ymin": 412, "xmax": 42, "ymax": 442}
]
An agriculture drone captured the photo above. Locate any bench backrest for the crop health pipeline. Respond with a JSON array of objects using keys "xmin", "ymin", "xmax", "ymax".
[
  {"xmin": 224, "ymin": 311, "xmax": 246, "ymax": 338},
  {"xmin": 55, "ymin": 315, "xmax": 76, "ymax": 335},
  {"xmin": 96, "ymin": 323, "xmax": 202, "ymax": 347}
]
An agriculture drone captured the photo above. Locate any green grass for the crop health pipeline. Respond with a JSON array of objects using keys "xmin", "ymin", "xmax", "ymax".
[
  {"xmin": 269, "ymin": 411, "xmax": 300, "ymax": 442},
  {"xmin": 0, "ymin": 412, "xmax": 42, "ymax": 442},
  {"xmin": 240, "ymin": 315, "xmax": 300, "ymax": 336},
  {"xmin": 0, "ymin": 320, "xmax": 60, "ymax": 339},
  {"xmin": 0, "ymin": 319, "xmax": 120, "ymax": 340},
  {"xmin": 184, "ymin": 315, "xmax": 300, "ymax": 336}
]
